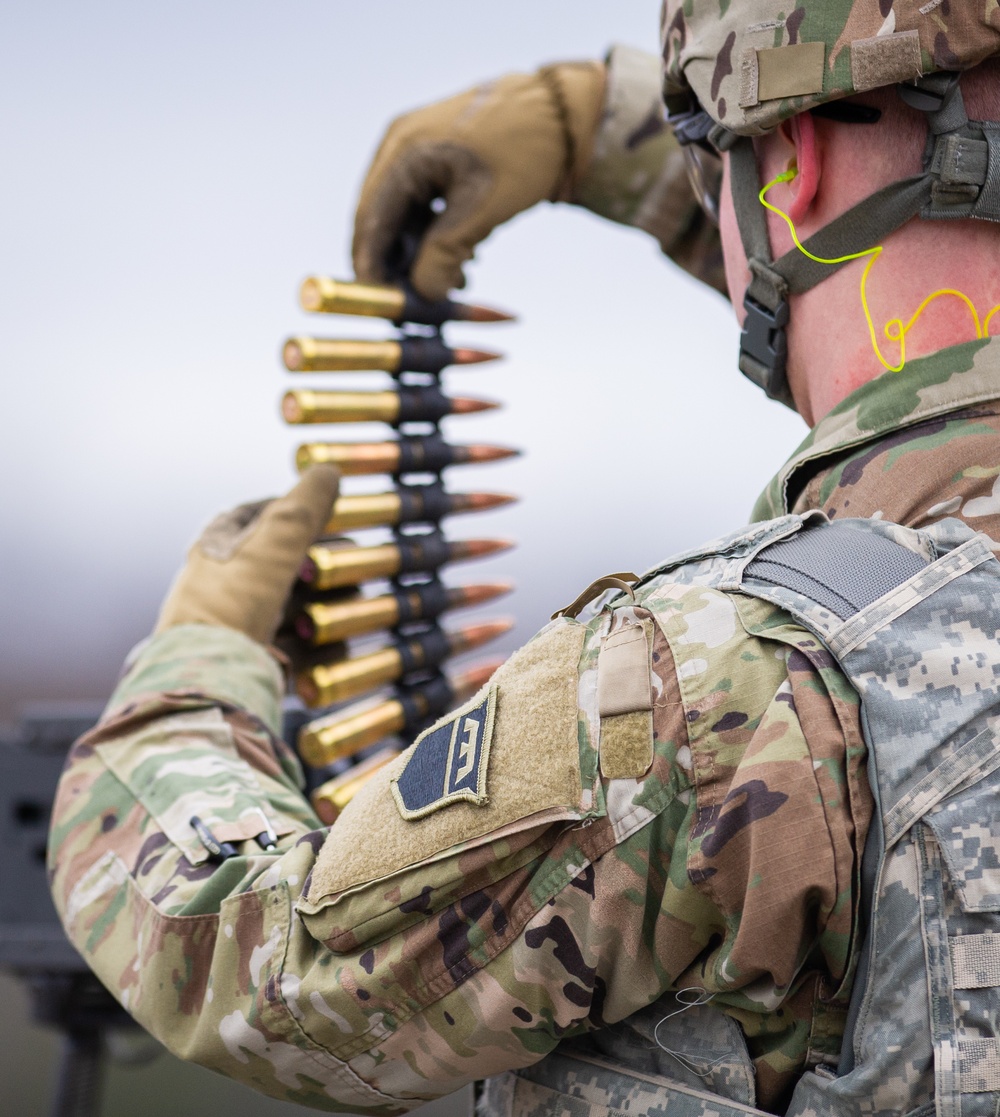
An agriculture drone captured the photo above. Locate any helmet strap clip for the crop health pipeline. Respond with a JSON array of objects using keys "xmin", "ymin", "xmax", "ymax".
[
  {"xmin": 901, "ymin": 73, "xmax": 1000, "ymax": 223},
  {"xmin": 727, "ymin": 138, "xmax": 797, "ymax": 407},
  {"xmin": 739, "ymin": 294, "xmax": 793, "ymax": 407},
  {"xmin": 898, "ymin": 71, "xmax": 962, "ymax": 119}
]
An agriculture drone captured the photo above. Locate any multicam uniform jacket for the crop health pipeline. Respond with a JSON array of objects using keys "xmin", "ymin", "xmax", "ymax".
[{"xmin": 48, "ymin": 335, "xmax": 1000, "ymax": 1115}]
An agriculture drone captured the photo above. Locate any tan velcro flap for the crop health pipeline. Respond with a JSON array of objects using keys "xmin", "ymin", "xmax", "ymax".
[
  {"xmin": 598, "ymin": 619, "xmax": 652, "ymax": 717},
  {"xmin": 600, "ymin": 710, "xmax": 654, "ymax": 781},
  {"xmin": 299, "ymin": 618, "xmax": 592, "ymax": 945},
  {"xmin": 597, "ymin": 618, "xmax": 654, "ymax": 780},
  {"xmin": 851, "ymin": 30, "xmax": 921, "ymax": 94},
  {"xmin": 756, "ymin": 42, "xmax": 825, "ymax": 102},
  {"xmin": 740, "ymin": 49, "xmax": 760, "ymax": 109}
]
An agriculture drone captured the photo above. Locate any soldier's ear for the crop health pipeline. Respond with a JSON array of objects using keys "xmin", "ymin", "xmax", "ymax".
[{"xmin": 780, "ymin": 111, "xmax": 820, "ymax": 225}]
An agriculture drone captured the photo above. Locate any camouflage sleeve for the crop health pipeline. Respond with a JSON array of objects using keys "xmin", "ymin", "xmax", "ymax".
[
  {"xmin": 48, "ymin": 583, "xmax": 866, "ymax": 1112},
  {"xmin": 573, "ymin": 44, "xmax": 727, "ymax": 297}
]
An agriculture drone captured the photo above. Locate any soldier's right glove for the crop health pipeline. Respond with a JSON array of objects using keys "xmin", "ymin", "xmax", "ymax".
[
  {"xmin": 154, "ymin": 465, "xmax": 340, "ymax": 647},
  {"xmin": 352, "ymin": 61, "xmax": 606, "ymax": 301}
]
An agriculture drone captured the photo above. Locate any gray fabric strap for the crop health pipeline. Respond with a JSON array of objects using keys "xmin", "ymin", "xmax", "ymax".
[
  {"xmin": 926, "ymin": 122, "xmax": 1000, "ymax": 223},
  {"xmin": 728, "ymin": 141, "xmax": 782, "ymax": 310},
  {"xmin": 743, "ymin": 521, "xmax": 927, "ymax": 621},
  {"xmin": 911, "ymin": 75, "xmax": 1000, "ymax": 222},
  {"xmin": 774, "ymin": 174, "xmax": 933, "ymax": 294},
  {"xmin": 931, "ymin": 134, "xmax": 990, "ymax": 185},
  {"xmin": 730, "ymin": 139, "xmax": 781, "ymax": 308},
  {"xmin": 927, "ymin": 75, "xmax": 969, "ymax": 136},
  {"xmin": 729, "ymin": 65, "xmax": 1000, "ymax": 409},
  {"xmin": 731, "ymin": 142, "xmax": 931, "ymax": 408},
  {"xmin": 730, "ymin": 138, "xmax": 796, "ymax": 407},
  {"xmin": 976, "ymin": 123, "xmax": 1000, "ymax": 221},
  {"xmin": 731, "ymin": 146, "xmax": 933, "ymax": 306}
]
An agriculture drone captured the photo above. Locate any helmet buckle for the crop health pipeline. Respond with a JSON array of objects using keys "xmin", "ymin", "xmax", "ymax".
[{"xmin": 739, "ymin": 294, "xmax": 791, "ymax": 406}]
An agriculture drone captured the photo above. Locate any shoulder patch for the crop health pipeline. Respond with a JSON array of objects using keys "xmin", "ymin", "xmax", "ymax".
[{"xmin": 390, "ymin": 687, "xmax": 496, "ymax": 820}]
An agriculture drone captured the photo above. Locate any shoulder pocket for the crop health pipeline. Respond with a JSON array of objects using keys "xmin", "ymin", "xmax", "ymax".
[{"xmin": 299, "ymin": 617, "xmax": 601, "ymax": 951}]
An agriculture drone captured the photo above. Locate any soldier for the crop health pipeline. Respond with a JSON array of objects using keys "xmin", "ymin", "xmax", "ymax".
[{"xmin": 47, "ymin": 5, "xmax": 1000, "ymax": 1117}]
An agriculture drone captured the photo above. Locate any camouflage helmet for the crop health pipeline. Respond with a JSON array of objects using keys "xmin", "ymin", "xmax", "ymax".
[
  {"xmin": 661, "ymin": 1, "xmax": 1000, "ymax": 137},
  {"xmin": 659, "ymin": 1, "xmax": 1000, "ymax": 410}
]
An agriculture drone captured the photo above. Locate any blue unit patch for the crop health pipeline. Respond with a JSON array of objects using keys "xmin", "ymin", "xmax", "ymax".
[{"xmin": 391, "ymin": 687, "xmax": 496, "ymax": 820}]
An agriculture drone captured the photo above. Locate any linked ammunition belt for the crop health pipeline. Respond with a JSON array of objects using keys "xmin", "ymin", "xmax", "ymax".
[{"xmin": 278, "ymin": 276, "xmax": 518, "ymax": 824}]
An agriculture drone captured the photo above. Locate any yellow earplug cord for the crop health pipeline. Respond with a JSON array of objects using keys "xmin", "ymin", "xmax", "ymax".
[{"xmin": 760, "ymin": 167, "xmax": 1000, "ymax": 372}]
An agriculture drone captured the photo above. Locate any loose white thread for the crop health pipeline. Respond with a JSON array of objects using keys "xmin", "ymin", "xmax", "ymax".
[{"xmin": 653, "ymin": 988, "xmax": 728, "ymax": 1079}]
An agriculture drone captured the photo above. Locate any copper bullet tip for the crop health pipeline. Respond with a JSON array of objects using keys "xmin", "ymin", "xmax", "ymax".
[
  {"xmin": 452, "ymin": 347, "xmax": 502, "ymax": 366},
  {"xmin": 459, "ymin": 444, "xmax": 521, "ymax": 465},
  {"xmin": 451, "ymin": 618, "xmax": 515, "ymax": 650},
  {"xmin": 455, "ymin": 303, "xmax": 517, "ymax": 324},
  {"xmin": 450, "ymin": 538, "xmax": 517, "ymax": 561},
  {"xmin": 450, "ymin": 396, "xmax": 501, "ymax": 415},
  {"xmin": 473, "ymin": 618, "xmax": 515, "ymax": 637},
  {"xmin": 446, "ymin": 582, "xmax": 515, "ymax": 610},
  {"xmin": 451, "ymin": 492, "xmax": 519, "ymax": 514}
]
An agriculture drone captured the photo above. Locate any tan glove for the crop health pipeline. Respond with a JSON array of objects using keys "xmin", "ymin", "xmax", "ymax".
[
  {"xmin": 352, "ymin": 61, "xmax": 606, "ymax": 301},
  {"xmin": 155, "ymin": 466, "xmax": 340, "ymax": 646}
]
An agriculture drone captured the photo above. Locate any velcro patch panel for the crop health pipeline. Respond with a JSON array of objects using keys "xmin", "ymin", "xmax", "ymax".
[{"xmin": 756, "ymin": 41, "xmax": 825, "ymax": 102}]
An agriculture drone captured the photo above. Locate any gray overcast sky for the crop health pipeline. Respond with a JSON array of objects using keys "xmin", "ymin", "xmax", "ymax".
[{"xmin": 0, "ymin": 2, "xmax": 806, "ymax": 724}]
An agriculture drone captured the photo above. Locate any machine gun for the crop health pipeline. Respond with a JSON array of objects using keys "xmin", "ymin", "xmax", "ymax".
[{"xmin": 0, "ymin": 706, "xmax": 149, "ymax": 1117}]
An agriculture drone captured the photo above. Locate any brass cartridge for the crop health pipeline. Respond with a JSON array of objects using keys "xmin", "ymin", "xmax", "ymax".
[
  {"xmin": 300, "ymin": 697, "xmax": 407, "ymax": 767},
  {"xmin": 299, "ymin": 276, "xmax": 514, "ymax": 326},
  {"xmin": 296, "ymin": 620, "xmax": 512, "ymax": 707},
  {"xmin": 299, "ymin": 582, "xmax": 513, "ymax": 645},
  {"xmin": 282, "ymin": 387, "xmax": 498, "ymax": 426},
  {"xmin": 300, "ymin": 278, "xmax": 408, "ymax": 320},
  {"xmin": 295, "ymin": 437, "xmax": 519, "ymax": 476},
  {"xmin": 323, "ymin": 488, "xmax": 516, "ymax": 534},
  {"xmin": 282, "ymin": 336, "xmax": 497, "ymax": 374},
  {"xmin": 284, "ymin": 338, "xmax": 403, "ymax": 372},
  {"xmin": 298, "ymin": 662, "xmax": 501, "ymax": 767},
  {"xmin": 310, "ymin": 747, "xmax": 401, "ymax": 825},
  {"xmin": 300, "ymin": 536, "xmax": 515, "ymax": 591}
]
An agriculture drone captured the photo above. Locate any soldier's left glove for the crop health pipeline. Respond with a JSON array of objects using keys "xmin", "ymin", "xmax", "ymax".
[
  {"xmin": 353, "ymin": 61, "xmax": 607, "ymax": 301},
  {"xmin": 154, "ymin": 465, "xmax": 340, "ymax": 646}
]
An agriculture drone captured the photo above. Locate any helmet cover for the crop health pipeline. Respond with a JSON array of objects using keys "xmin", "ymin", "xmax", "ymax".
[{"xmin": 661, "ymin": 1, "xmax": 1000, "ymax": 137}]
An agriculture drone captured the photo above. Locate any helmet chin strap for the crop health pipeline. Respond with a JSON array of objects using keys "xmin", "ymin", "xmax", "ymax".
[{"xmin": 722, "ymin": 73, "xmax": 1000, "ymax": 410}]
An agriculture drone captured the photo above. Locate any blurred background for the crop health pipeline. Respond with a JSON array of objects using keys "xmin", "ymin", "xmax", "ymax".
[{"xmin": 0, "ymin": 2, "xmax": 806, "ymax": 1113}]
